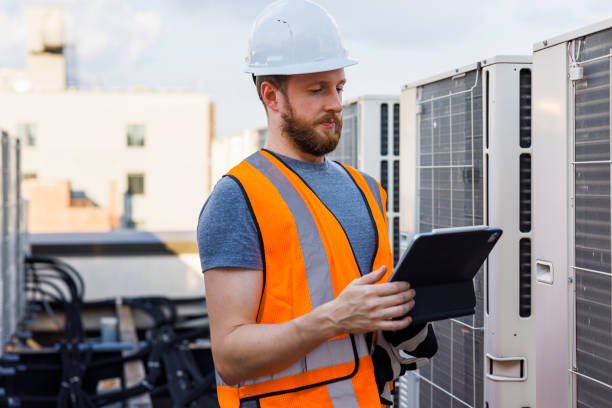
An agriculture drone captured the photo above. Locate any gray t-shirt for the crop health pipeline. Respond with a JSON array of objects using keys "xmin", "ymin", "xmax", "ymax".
[{"xmin": 197, "ymin": 152, "xmax": 376, "ymax": 275}]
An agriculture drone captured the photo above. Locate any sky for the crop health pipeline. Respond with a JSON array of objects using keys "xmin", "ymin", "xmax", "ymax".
[{"xmin": 1, "ymin": 0, "xmax": 612, "ymax": 138}]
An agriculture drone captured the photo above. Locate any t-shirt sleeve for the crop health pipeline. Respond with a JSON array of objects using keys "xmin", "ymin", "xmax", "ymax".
[{"xmin": 196, "ymin": 176, "xmax": 263, "ymax": 273}]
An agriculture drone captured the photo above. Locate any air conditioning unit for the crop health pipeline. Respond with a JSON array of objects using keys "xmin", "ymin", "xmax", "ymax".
[
  {"xmin": 15, "ymin": 139, "xmax": 27, "ymax": 332},
  {"xmin": 1, "ymin": 131, "xmax": 25, "ymax": 354},
  {"xmin": 330, "ymin": 95, "xmax": 402, "ymax": 264},
  {"xmin": 399, "ymin": 56, "xmax": 534, "ymax": 408},
  {"xmin": 533, "ymin": 19, "xmax": 612, "ymax": 408}
]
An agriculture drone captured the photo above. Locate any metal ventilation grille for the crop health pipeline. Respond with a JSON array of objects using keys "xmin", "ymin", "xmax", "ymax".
[
  {"xmin": 394, "ymin": 103, "xmax": 400, "ymax": 155},
  {"xmin": 381, "ymin": 103, "xmax": 389, "ymax": 156},
  {"xmin": 381, "ymin": 160, "xmax": 389, "ymax": 207},
  {"xmin": 485, "ymin": 72, "xmax": 489, "ymax": 150},
  {"xmin": 331, "ymin": 102, "xmax": 358, "ymax": 168},
  {"xmin": 393, "ymin": 217, "xmax": 400, "ymax": 265},
  {"xmin": 519, "ymin": 238, "xmax": 531, "ymax": 317},
  {"xmin": 519, "ymin": 152, "xmax": 531, "ymax": 318},
  {"xmin": 519, "ymin": 69, "xmax": 532, "ymax": 148},
  {"xmin": 520, "ymin": 154, "xmax": 531, "ymax": 233},
  {"xmin": 573, "ymin": 27, "xmax": 612, "ymax": 406},
  {"xmin": 393, "ymin": 160, "xmax": 400, "ymax": 212},
  {"xmin": 407, "ymin": 69, "xmax": 484, "ymax": 408}
]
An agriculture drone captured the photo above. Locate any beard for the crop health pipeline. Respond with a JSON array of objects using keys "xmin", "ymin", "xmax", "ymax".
[{"xmin": 281, "ymin": 102, "xmax": 343, "ymax": 157}]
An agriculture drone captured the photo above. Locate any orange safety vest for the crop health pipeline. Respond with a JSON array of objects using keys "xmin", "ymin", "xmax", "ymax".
[{"xmin": 216, "ymin": 149, "xmax": 393, "ymax": 407}]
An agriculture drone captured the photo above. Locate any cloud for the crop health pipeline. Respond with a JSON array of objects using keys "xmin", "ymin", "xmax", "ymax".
[
  {"xmin": 4, "ymin": 0, "xmax": 612, "ymax": 139},
  {"xmin": 127, "ymin": 10, "xmax": 162, "ymax": 61},
  {"xmin": 71, "ymin": 2, "xmax": 162, "ymax": 62},
  {"xmin": 0, "ymin": 1, "xmax": 163, "ymax": 65},
  {"xmin": 74, "ymin": 22, "xmax": 111, "ymax": 59},
  {"xmin": 0, "ymin": 8, "xmax": 25, "ymax": 65}
]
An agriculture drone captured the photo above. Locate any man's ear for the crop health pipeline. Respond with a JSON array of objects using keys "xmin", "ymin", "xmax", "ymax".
[{"xmin": 261, "ymin": 81, "xmax": 281, "ymax": 113}]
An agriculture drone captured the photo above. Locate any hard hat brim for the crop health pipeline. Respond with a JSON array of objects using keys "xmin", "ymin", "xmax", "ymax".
[{"xmin": 245, "ymin": 57, "xmax": 358, "ymax": 76}]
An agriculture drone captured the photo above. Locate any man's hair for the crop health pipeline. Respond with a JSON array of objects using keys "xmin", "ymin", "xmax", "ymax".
[{"xmin": 255, "ymin": 75, "xmax": 289, "ymax": 111}]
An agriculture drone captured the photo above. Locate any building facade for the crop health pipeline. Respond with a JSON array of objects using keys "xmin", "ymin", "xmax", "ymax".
[
  {"xmin": 0, "ymin": 6, "xmax": 214, "ymax": 232},
  {"xmin": 210, "ymin": 127, "xmax": 266, "ymax": 187}
]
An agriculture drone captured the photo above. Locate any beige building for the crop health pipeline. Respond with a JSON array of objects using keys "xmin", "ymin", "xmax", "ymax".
[
  {"xmin": 0, "ymin": 6, "xmax": 214, "ymax": 232},
  {"xmin": 210, "ymin": 127, "xmax": 266, "ymax": 187}
]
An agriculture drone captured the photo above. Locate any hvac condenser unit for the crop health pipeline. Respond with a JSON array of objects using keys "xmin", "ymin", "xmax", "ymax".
[
  {"xmin": 533, "ymin": 18, "xmax": 612, "ymax": 408},
  {"xmin": 330, "ymin": 95, "xmax": 401, "ymax": 264},
  {"xmin": 1, "ymin": 131, "xmax": 25, "ymax": 354},
  {"xmin": 399, "ymin": 56, "xmax": 534, "ymax": 408}
]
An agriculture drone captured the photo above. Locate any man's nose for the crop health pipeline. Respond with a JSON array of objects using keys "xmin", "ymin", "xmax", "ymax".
[{"xmin": 324, "ymin": 89, "xmax": 343, "ymax": 113}]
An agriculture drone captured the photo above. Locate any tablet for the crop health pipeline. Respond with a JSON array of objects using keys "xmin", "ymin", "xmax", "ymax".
[{"xmin": 390, "ymin": 225, "xmax": 503, "ymax": 325}]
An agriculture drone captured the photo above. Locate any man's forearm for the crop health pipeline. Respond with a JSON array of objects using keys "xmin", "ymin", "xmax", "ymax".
[{"xmin": 214, "ymin": 301, "xmax": 339, "ymax": 385}]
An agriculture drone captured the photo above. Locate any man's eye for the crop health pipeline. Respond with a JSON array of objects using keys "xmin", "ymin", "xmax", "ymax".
[
  {"xmin": 310, "ymin": 88, "xmax": 322, "ymax": 94},
  {"xmin": 337, "ymin": 87, "xmax": 344, "ymax": 93}
]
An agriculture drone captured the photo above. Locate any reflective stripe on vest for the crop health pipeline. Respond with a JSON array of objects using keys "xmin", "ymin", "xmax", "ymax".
[
  {"xmin": 217, "ymin": 150, "xmax": 393, "ymax": 407},
  {"xmin": 361, "ymin": 170, "xmax": 384, "ymax": 219}
]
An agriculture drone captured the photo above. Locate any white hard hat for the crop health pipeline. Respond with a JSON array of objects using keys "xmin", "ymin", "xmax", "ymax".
[{"xmin": 245, "ymin": 0, "xmax": 357, "ymax": 76}]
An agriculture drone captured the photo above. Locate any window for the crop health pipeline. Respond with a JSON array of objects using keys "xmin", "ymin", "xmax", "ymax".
[
  {"xmin": 127, "ymin": 173, "xmax": 145, "ymax": 195},
  {"xmin": 126, "ymin": 124, "xmax": 145, "ymax": 147},
  {"xmin": 17, "ymin": 123, "xmax": 37, "ymax": 147}
]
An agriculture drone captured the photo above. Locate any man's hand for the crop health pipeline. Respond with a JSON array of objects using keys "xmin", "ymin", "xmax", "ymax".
[
  {"xmin": 206, "ymin": 265, "xmax": 414, "ymax": 385},
  {"xmin": 325, "ymin": 265, "xmax": 415, "ymax": 335}
]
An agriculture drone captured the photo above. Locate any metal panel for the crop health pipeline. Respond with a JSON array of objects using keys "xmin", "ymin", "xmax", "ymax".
[
  {"xmin": 7, "ymin": 136, "xmax": 18, "ymax": 343},
  {"xmin": 1, "ymin": 131, "xmax": 13, "ymax": 350},
  {"xmin": 18, "ymin": 197, "xmax": 27, "ymax": 320},
  {"xmin": 400, "ymin": 87, "xmax": 418, "ymax": 238},
  {"xmin": 533, "ymin": 17, "xmax": 612, "ymax": 52},
  {"xmin": 0, "ymin": 131, "xmax": 6, "ymax": 350},
  {"xmin": 0, "ymin": 131, "xmax": 24, "ymax": 355},
  {"xmin": 15, "ymin": 139, "xmax": 25, "ymax": 323},
  {"xmin": 572, "ymin": 27, "xmax": 612, "ymax": 408},
  {"xmin": 532, "ymin": 43, "xmax": 570, "ymax": 408},
  {"xmin": 409, "ymin": 68, "xmax": 485, "ymax": 408},
  {"xmin": 483, "ymin": 62, "xmax": 535, "ymax": 407}
]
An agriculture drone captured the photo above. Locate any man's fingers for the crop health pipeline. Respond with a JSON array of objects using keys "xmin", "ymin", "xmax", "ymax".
[
  {"xmin": 358, "ymin": 265, "xmax": 387, "ymax": 284},
  {"xmin": 369, "ymin": 281, "xmax": 411, "ymax": 297},
  {"xmin": 376, "ymin": 290, "xmax": 415, "ymax": 309},
  {"xmin": 379, "ymin": 300, "xmax": 415, "ymax": 320},
  {"xmin": 378, "ymin": 315, "xmax": 413, "ymax": 331}
]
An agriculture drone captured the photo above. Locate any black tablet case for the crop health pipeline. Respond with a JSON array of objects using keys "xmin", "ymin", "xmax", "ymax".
[{"xmin": 391, "ymin": 227, "xmax": 503, "ymax": 325}]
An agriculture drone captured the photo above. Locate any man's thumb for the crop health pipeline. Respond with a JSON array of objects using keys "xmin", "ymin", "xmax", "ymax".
[{"xmin": 359, "ymin": 265, "xmax": 387, "ymax": 284}]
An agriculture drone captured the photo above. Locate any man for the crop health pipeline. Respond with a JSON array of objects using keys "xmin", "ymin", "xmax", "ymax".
[{"xmin": 197, "ymin": 1, "xmax": 435, "ymax": 406}]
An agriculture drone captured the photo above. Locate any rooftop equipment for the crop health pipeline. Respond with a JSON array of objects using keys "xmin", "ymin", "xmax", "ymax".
[
  {"xmin": 1, "ymin": 131, "xmax": 27, "ymax": 355},
  {"xmin": 533, "ymin": 18, "xmax": 612, "ymax": 408},
  {"xmin": 329, "ymin": 95, "xmax": 402, "ymax": 264},
  {"xmin": 399, "ymin": 56, "xmax": 534, "ymax": 408}
]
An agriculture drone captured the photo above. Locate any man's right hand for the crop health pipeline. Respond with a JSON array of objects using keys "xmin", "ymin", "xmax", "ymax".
[{"xmin": 325, "ymin": 265, "xmax": 415, "ymax": 335}]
